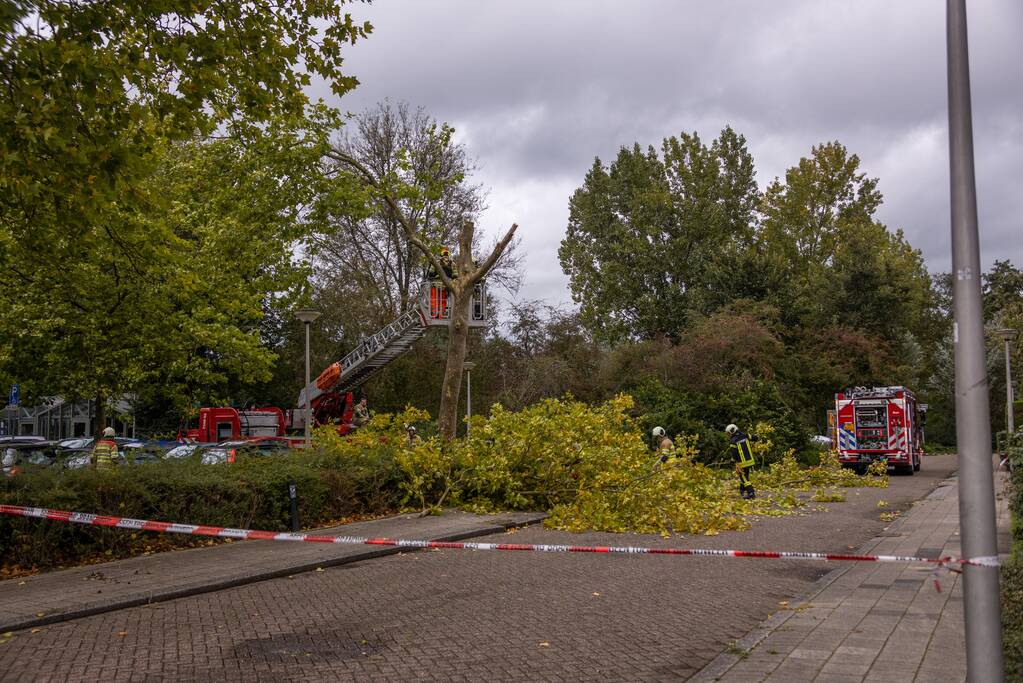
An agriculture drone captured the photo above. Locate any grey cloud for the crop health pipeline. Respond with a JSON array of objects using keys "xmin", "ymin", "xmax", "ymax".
[{"xmin": 326, "ymin": 0, "xmax": 1023, "ymax": 302}]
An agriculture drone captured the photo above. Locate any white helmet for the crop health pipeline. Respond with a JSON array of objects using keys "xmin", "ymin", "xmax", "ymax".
[
  {"xmin": 725, "ymin": 424, "xmax": 739, "ymax": 435},
  {"xmin": 652, "ymin": 426, "xmax": 666, "ymax": 438},
  {"xmin": 102, "ymin": 427, "xmax": 115, "ymax": 437}
]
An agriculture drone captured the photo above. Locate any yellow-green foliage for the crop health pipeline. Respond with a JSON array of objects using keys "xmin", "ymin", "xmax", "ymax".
[
  {"xmin": 811, "ymin": 489, "xmax": 847, "ymax": 503},
  {"xmin": 752, "ymin": 449, "xmax": 888, "ymax": 492},
  {"xmin": 313, "ymin": 406, "xmax": 445, "ymax": 510},
  {"xmin": 380, "ymin": 395, "xmax": 889, "ymax": 536}
]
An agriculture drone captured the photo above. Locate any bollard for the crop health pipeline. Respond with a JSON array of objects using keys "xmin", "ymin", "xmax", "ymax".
[{"xmin": 288, "ymin": 480, "xmax": 300, "ymax": 532}]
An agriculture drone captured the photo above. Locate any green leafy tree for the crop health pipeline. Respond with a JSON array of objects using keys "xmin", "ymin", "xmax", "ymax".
[
  {"xmin": 1, "ymin": 1, "xmax": 369, "ymax": 433},
  {"xmin": 314, "ymin": 102, "xmax": 488, "ymax": 338},
  {"xmin": 2, "ymin": 117, "xmax": 334, "ymax": 430},
  {"xmin": 759, "ymin": 141, "xmax": 883, "ymax": 326},
  {"xmin": 559, "ymin": 126, "xmax": 760, "ymax": 343},
  {"xmin": 983, "ymin": 261, "xmax": 1023, "ymax": 325}
]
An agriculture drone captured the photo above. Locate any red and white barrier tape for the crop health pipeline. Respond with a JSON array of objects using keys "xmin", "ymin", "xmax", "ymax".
[{"xmin": 0, "ymin": 504, "xmax": 998, "ymax": 569}]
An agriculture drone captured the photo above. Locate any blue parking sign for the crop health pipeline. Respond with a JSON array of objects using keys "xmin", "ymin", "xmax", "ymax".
[{"xmin": 9, "ymin": 384, "xmax": 19, "ymax": 407}]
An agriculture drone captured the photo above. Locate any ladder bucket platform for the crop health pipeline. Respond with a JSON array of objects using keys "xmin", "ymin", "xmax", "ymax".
[{"xmin": 423, "ymin": 281, "xmax": 488, "ymax": 327}]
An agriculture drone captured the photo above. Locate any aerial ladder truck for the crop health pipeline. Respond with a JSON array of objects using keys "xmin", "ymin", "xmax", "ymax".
[{"xmin": 184, "ymin": 282, "xmax": 488, "ymax": 442}]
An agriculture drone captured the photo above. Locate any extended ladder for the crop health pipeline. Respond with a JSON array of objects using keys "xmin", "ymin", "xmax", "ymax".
[{"xmin": 297, "ymin": 281, "xmax": 488, "ymax": 409}]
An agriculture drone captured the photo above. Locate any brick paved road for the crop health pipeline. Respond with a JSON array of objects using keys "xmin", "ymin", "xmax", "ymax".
[{"xmin": 0, "ymin": 456, "xmax": 956, "ymax": 682}]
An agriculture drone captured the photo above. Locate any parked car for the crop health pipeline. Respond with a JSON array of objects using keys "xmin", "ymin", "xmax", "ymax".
[
  {"xmin": 0, "ymin": 436, "xmax": 48, "ymax": 446},
  {"xmin": 56, "ymin": 437, "xmax": 162, "ymax": 469},
  {"xmin": 810, "ymin": 435, "xmax": 834, "ymax": 447},
  {"xmin": 201, "ymin": 437, "xmax": 293, "ymax": 465},
  {"xmin": 2, "ymin": 440, "xmax": 59, "ymax": 476},
  {"xmin": 164, "ymin": 442, "xmax": 218, "ymax": 460}
]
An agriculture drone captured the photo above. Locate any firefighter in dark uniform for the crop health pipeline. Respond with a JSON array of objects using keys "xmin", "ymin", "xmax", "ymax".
[
  {"xmin": 727, "ymin": 423, "xmax": 756, "ymax": 499},
  {"xmin": 428, "ymin": 247, "xmax": 455, "ymax": 281}
]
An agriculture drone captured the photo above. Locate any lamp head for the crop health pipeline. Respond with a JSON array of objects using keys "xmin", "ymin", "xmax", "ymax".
[
  {"xmin": 996, "ymin": 328, "xmax": 1019, "ymax": 343},
  {"xmin": 295, "ymin": 308, "xmax": 321, "ymax": 324}
]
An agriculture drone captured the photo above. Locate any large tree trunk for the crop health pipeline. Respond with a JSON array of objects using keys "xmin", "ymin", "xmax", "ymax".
[
  {"xmin": 93, "ymin": 392, "xmax": 106, "ymax": 440},
  {"xmin": 437, "ymin": 285, "xmax": 472, "ymax": 440}
]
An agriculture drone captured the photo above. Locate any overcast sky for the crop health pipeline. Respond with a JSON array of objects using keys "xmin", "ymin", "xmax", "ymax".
[{"xmin": 324, "ymin": 0, "xmax": 1022, "ymax": 306}]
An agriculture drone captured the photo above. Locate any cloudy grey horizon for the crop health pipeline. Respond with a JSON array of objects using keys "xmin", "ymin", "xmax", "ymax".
[{"xmin": 322, "ymin": 0, "xmax": 1023, "ymax": 307}]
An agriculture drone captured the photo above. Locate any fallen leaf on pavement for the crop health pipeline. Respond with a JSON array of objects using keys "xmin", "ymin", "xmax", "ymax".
[
  {"xmin": 539, "ymin": 641, "xmax": 550, "ymax": 648},
  {"xmin": 315, "ymin": 567, "xmax": 325, "ymax": 572},
  {"xmin": 30, "ymin": 628, "xmax": 43, "ymax": 634},
  {"xmin": 592, "ymin": 592, "xmax": 601, "ymax": 597},
  {"xmin": 117, "ymin": 631, "xmax": 128, "ymax": 637}
]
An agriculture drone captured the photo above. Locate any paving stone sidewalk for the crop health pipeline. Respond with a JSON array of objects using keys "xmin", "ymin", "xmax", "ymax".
[
  {"xmin": 693, "ymin": 461, "xmax": 1011, "ymax": 682},
  {"xmin": 0, "ymin": 509, "xmax": 545, "ymax": 633}
]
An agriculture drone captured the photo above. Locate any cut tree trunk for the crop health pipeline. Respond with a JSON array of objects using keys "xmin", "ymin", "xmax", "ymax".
[
  {"xmin": 437, "ymin": 285, "xmax": 472, "ymax": 440},
  {"xmin": 93, "ymin": 393, "xmax": 106, "ymax": 440}
]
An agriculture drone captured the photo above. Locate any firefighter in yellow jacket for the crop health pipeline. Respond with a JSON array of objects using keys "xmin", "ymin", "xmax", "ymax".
[
  {"xmin": 727, "ymin": 423, "xmax": 756, "ymax": 499},
  {"xmin": 91, "ymin": 427, "xmax": 121, "ymax": 469},
  {"xmin": 652, "ymin": 426, "xmax": 675, "ymax": 463}
]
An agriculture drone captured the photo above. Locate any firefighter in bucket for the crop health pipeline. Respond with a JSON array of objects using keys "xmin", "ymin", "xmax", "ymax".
[{"xmin": 727, "ymin": 423, "xmax": 756, "ymax": 499}]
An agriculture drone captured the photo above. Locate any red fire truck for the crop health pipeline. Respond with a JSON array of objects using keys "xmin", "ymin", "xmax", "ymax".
[
  {"xmin": 181, "ymin": 407, "xmax": 289, "ymax": 443},
  {"xmin": 835, "ymin": 386, "xmax": 925, "ymax": 474}
]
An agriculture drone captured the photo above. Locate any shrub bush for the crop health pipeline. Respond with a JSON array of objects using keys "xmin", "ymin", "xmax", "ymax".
[
  {"xmin": 0, "ymin": 446, "xmax": 401, "ymax": 571},
  {"xmin": 632, "ymin": 379, "xmax": 810, "ymax": 466}
]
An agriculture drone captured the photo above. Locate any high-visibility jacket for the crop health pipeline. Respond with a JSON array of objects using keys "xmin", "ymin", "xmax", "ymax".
[
  {"xmin": 92, "ymin": 439, "xmax": 119, "ymax": 469},
  {"xmin": 657, "ymin": 437, "xmax": 676, "ymax": 461},
  {"xmin": 730, "ymin": 432, "xmax": 755, "ymax": 469}
]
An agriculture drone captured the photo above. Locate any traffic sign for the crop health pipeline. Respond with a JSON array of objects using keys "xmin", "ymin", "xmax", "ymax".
[{"xmin": 8, "ymin": 384, "xmax": 19, "ymax": 407}]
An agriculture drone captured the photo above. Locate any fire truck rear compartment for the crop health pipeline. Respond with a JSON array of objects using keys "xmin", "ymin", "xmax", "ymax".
[{"xmin": 855, "ymin": 406, "xmax": 888, "ymax": 451}]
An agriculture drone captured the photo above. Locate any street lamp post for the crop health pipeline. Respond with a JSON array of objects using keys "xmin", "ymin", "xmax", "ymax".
[
  {"xmin": 946, "ymin": 1, "xmax": 1004, "ymax": 678},
  {"xmin": 997, "ymin": 328, "xmax": 1018, "ymax": 445},
  {"xmin": 463, "ymin": 362, "xmax": 475, "ymax": 436},
  {"xmin": 295, "ymin": 308, "xmax": 321, "ymax": 447}
]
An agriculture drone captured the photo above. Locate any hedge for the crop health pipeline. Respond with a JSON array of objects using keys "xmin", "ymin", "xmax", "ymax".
[{"xmin": 0, "ymin": 447, "xmax": 401, "ymax": 571}]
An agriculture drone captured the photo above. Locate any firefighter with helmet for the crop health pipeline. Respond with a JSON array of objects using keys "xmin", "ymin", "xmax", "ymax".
[
  {"xmin": 91, "ymin": 427, "xmax": 121, "ymax": 470},
  {"xmin": 429, "ymin": 247, "xmax": 455, "ymax": 281},
  {"xmin": 405, "ymin": 424, "xmax": 423, "ymax": 447},
  {"xmin": 439, "ymin": 247, "xmax": 455, "ymax": 279},
  {"xmin": 727, "ymin": 423, "xmax": 756, "ymax": 499},
  {"xmin": 652, "ymin": 426, "xmax": 675, "ymax": 463}
]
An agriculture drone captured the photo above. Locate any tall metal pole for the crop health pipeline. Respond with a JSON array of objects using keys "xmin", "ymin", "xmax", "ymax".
[
  {"xmin": 946, "ymin": 2, "xmax": 1003, "ymax": 679},
  {"xmin": 463, "ymin": 362, "xmax": 475, "ymax": 437},
  {"xmin": 295, "ymin": 308, "xmax": 321, "ymax": 447},
  {"xmin": 999, "ymin": 330, "xmax": 1017, "ymax": 440},
  {"xmin": 304, "ymin": 320, "xmax": 312, "ymax": 447},
  {"xmin": 1007, "ymin": 339, "xmax": 1015, "ymax": 437}
]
